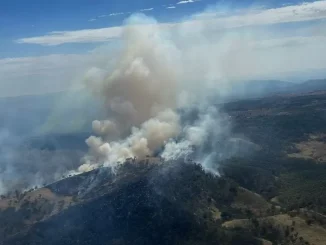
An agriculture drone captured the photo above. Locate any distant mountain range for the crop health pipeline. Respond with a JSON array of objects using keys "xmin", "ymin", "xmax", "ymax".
[
  {"xmin": 0, "ymin": 78, "xmax": 325, "ymax": 136},
  {"xmin": 228, "ymin": 78, "xmax": 326, "ymax": 100},
  {"xmin": 293, "ymin": 79, "xmax": 326, "ymax": 92},
  {"xmin": 0, "ymin": 90, "xmax": 103, "ymax": 137}
]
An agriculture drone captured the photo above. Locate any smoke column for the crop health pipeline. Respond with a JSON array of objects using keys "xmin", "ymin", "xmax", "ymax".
[
  {"xmin": 2, "ymin": 2, "xmax": 326, "ymax": 194},
  {"xmin": 78, "ymin": 15, "xmax": 184, "ymax": 172},
  {"xmin": 77, "ymin": 13, "xmax": 255, "ymax": 174}
]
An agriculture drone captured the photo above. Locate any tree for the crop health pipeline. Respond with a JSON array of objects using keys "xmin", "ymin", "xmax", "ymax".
[
  {"xmin": 306, "ymin": 219, "xmax": 313, "ymax": 226},
  {"xmin": 221, "ymin": 211, "xmax": 232, "ymax": 221}
]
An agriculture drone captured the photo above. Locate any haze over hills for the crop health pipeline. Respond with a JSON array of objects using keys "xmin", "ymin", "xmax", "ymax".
[
  {"xmin": 2, "ymin": 0, "xmax": 326, "ymax": 244},
  {"xmin": 227, "ymin": 79, "xmax": 326, "ymax": 100},
  {"xmin": 0, "ymin": 78, "xmax": 325, "ymax": 137},
  {"xmin": 2, "ymin": 90, "xmax": 326, "ymax": 245},
  {"xmin": 294, "ymin": 79, "xmax": 326, "ymax": 93},
  {"xmin": 1, "ymin": 77, "xmax": 325, "ymax": 200}
]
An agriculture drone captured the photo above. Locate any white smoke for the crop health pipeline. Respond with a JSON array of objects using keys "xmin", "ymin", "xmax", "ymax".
[
  {"xmin": 79, "ymin": 109, "xmax": 180, "ymax": 171},
  {"xmin": 3, "ymin": 4, "xmax": 326, "ymax": 194},
  {"xmin": 92, "ymin": 120, "xmax": 119, "ymax": 138},
  {"xmin": 161, "ymin": 107, "xmax": 226, "ymax": 175},
  {"xmin": 77, "ymin": 13, "xmax": 256, "ymax": 173},
  {"xmin": 76, "ymin": 15, "xmax": 186, "ymax": 172}
]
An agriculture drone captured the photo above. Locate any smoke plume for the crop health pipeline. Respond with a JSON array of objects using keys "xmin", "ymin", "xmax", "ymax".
[
  {"xmin": 78, "ymin": 15, "xmax": 184, "ymax": 172},
  {"xmin": 0, "ymin": 132, "xmax": 83, "ymax": 195},
  {"xmin": 2, "ymin": 2, "xmax": 326, "ymax": 195},
  {"xmin": 77, "ymin": 14, "xmax": 243, "ymax": 174}
]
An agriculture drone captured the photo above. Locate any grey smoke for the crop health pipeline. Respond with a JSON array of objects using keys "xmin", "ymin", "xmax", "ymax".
[
  {"xmin": 0, "ymin": 130, "xmax": 83, "ymax": 195},
  {"xmin": 77, "ymin": 13, "xmax": 258, "ymax": 174},
  {"xmin": 78, "ymin": 15, "xmax": 184, "ymax": 172},
  {"xmin": 0, "ymin": 9, "xmax": 266, "ymax": 195},
  {"xmin": 162, "ymin": 107, "xmax": 227, "ymax": 174}
]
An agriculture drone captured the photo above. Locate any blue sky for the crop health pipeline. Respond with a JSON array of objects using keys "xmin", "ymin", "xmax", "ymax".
[
  {"xmin": 1, "ymin": 0, "xmax": 326, "ymax": 96},
  {"xmin": 0, "ymin": 0, "xmax": 307, "ymax": 57},
  {"xmin": 0, "ymin": 0, "xmax": 212, "ymax": 57}
]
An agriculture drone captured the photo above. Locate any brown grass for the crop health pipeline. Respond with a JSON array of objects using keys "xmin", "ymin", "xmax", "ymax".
[
  {"xmin": 257, "ymin": 238, "xmax": 273, "ymax": 245},
  {"xmin": 288, "ymin": 134, "xmax": 326, "ymax": 163},
  {"xmin": 0, "ymin": 187, "xmax": 74, "ymax": 223},
  {"xmin": 223, "ymin": 213, "xmax": 326, "ymax": 245},
  {"xmin": 269, "ymin": 214, "xmax": 326, "ymax": 245},
  {"xmin": 222, "ymin": 219, "xmax": 251, "ymax": 229},
  {"xmin": 232, "ymin": 187, "xmax": 271, "ymax": 216}
]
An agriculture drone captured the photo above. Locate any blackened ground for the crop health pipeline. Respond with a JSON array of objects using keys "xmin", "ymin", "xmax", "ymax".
[{"xmin": 4, "ymin": 163, "xmax": 259, "ymax": 245}]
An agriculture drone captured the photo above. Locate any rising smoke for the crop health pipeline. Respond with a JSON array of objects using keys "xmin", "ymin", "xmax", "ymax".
[
  {"xmin": 77, "ymin": 14, "xmax": 245, "ymax": 174},
  {"xmin": 1, "ymin": 2, "xmax": 326, "ymax": 195},
  {"xmin": 0, "ymin": 11, "xmax": 265, "ymax": 195},
  {"xmin": 79, "ymin": 15, "xmax": 183, "ymax": 172},
  {"xmin": 0, "ymin": 131, "xmax": 83, "ymax": 195}
]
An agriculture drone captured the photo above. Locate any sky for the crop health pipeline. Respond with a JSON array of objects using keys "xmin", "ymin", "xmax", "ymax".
[{"xmin": 1, "ymin": 0, "xmax": 326, "ymax": 97}]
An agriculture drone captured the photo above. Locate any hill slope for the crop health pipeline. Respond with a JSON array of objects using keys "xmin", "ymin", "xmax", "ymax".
[
  {"xmin": 2, "ymin": 162, "xmax": 261, "ymax": 245},
  {"xmin": 2, "ymin": 91, "xmax": 326, "ymax": 244}
]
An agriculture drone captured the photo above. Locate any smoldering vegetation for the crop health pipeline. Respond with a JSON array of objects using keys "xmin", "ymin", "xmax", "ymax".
[
  {"xmin": 0, "ymin": 131, "xmax": 86, "ymax": 195},
  {"xmin": 1, "ymin": 6, "xmax": 326, "ymax": 196},
  {"xmin": 76, "ymin": 14, "xmax": 265, "ymax": 176},
  {"xmin": 2, "ymin": 161, "xmax": 261, "ymax": 245},
  {"xmin": 2, "ymin": 90, "xmax": 326, "ymax": 245},
  {"xmin": 2, "ymin": 2, "xmax": 326, "ymax": 244},
  {"xmin": 0, "ymin": 91, "xmax": 103, "ymax": 195}
]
